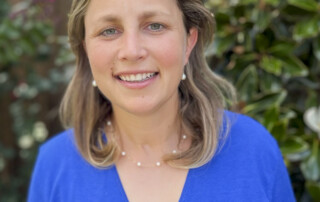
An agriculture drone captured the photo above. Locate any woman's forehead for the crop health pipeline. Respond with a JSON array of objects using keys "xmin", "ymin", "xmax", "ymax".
[{"xmin": 84, "ymin": 0, "xmax": 182, "ymax": 22}]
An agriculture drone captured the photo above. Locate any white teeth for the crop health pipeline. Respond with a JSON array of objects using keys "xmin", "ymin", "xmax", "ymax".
[
  {"xmin": 136, "ymin": 74, "xmax": 142, "ymax": 80},
  {"xmin": 130, "ymin": 75, "xmax": 135, "ymax": 81},
  {"xmin": 119, "ymin": 73, "xmax": 156, "ymax": 82}
]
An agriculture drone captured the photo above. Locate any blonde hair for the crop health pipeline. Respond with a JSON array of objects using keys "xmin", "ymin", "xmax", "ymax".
[{"xmin": 60, "ymin": 0, "xmax": 237, "ymax": 168}]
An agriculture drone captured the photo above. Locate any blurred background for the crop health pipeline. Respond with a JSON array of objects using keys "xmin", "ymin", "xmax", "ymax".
[{"xmin": 0, "ymin": 0, "xmax": 319, "ymax": 201}]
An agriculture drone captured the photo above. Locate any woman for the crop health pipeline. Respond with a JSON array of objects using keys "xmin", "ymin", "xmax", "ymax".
[{"xmin": 28, "ymin": 0, "xmax": 295, "ymax": 201}]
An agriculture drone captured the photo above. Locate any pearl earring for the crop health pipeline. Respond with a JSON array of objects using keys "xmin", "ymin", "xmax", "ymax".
[
  {"xmin": 182, "ymin": 73, "xmax": 186, "ymax": 80},
  {"xmin": 92, "ymin": 80, "xmax": 97, "ymax": 87}
]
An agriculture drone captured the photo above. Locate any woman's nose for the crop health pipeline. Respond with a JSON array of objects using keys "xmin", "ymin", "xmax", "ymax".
[{"xmin": 117, "ymin": 31, "xmax": 147, "ymax": 62}]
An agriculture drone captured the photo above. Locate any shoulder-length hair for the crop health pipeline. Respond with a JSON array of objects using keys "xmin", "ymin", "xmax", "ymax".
[{"xmin": 60, "ymin": 0, "xmax": 236, "ymax": 169}]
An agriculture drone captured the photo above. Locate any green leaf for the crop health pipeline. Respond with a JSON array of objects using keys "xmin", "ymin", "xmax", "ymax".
[
  {"xmin": 288, "ymin": 0, "xmax": 319, "ymax": 12},
  {"xmin": 280, "ymin": 137, "xmax": 310, "ymax": 161},
  {"xmin": 236, "ymin": 65, "xmax": 258, "ymax": 101},
  {"xmin": 256, "ymin": 34, "xmax": 270, "ymax": 52},
  {"xmin": 263, "ymin": 106, "xmax": 279, "ymax": 131},
  {"xmin": 243, "ymin": 90, "xmax": 287, "ymax": 115},
  {"xmin": 233, "ymin": 53, "xmax": 258, "ymax": 69},
  {"xmin": 300, "ymin": 140, "xmax": 320, "ymax": 181},
  {"xmin": 250, "ymin": 9, "xmax": 272, "ymax": 32},
  {"xmin": 313, "ymin": 36, "xmax": 320, "ymax": 61},
  {"xmin": 7, "ymin": 26, "xmax": 20, "ymax": 40},
  {"xmin": 259, "ymin": 73, "xmax": 282, "ymax": 92},
  {"xmin": 282, "ymin": 5, "xmax": 315, "ymax": 18},
  {"xmin": 209, "ymin": 34, "xmax": 236, "ymax": 57},
  {"xmin": 306, "ymin": 90, "xmax": 319, "ymax": 108},
  {"xmin": 20, "ymin": 38, "xmax": 36, "ymax": 55},
  {"xmin": 306, "ymin": 182, "xmax": 320, "ymax": 201},
  {"xmin": 215, "ymin": 12, "xmax": 231, "ymax": 28},
  {"xmin": 265, "ymin": 0, "xmax": 280, "ymax": 6},
  {"xmin": 275, "ymin": 55, "xmax": 308, "ymax": 77},
  {"xmin": 268, "ymin": 42, "xmax": 296, "ymax": 56},
  {"xmin": 280, "ymin": 109, "xmax": 297, "ymax": 121},
  {"xmin": 238, "ymin": 0, "xmax": 258, "ymax": 5},
  {"xmin": 260, "ymin": 55, "xmax": 283, "ymax": 76},
  {"xmin": 293, "ymin": 17, "xmax": 320, "ymax": 41},
  {"xmin": 268, "ymin": 109, "xmax": 296, "ymax": 142},
  {"xmin": 271, "ymin": 120, "xmax": 288, "ymax": 142}
]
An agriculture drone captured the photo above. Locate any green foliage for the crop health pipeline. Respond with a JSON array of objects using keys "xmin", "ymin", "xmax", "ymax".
[
  {"xmin": 206, "ymin": 0, "xmax": 320, "ymax": 200},
  {"xmin": 0, "ymin": 0, "xmax": 73, "ymax": 201}
]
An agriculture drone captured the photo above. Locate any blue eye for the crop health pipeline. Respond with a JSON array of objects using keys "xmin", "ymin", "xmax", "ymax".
[
  {"xmin": 148, "ymin": 23, "xmax": 164, "ymax": 31},
  {"xmin": 101, "ymin": 28, "xmax": 119, "ymax": 36}
]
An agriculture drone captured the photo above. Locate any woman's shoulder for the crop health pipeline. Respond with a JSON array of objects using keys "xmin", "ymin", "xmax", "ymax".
[
  {"xmin": 223, "ymin": 110, "xmax": 277, "ymax": 147},
  {"xmin": 184, "ymin": 111, "xmax": 295, "ymax": 201},
  {"xmin": 34, "ymin": 128, "xmax": 88, "ymax": 171},
  {"xmin": 39, "ymin": 128, "xmax": 76, "ymax": 157},
  {"xmin": 28, "ymin": 129, "xmax": 122, "ymax": 201},
  {"xmin": 218, "ymin": 110, "xmax": 282, "ymax": 164},
  {"xmin": 224, "ymin": 110, "xmax": 270, "ymax": 133}
]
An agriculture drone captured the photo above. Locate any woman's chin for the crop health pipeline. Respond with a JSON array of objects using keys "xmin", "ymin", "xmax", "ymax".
[{"xmin": 115, "ymin": 102, "xmax": 161, "ymax": 117}]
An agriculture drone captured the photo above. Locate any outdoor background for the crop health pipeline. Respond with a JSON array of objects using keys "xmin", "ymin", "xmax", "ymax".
[{"xmin": 0, "ymin": 0, "xmax": 319, "ymax": 201}]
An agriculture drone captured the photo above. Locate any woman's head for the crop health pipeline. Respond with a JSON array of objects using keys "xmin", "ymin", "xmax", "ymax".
[
  {"xmin": 61, "ymin": 0, "xmax": 235, "ymax": 168},
  {"xmin": 82, "ymin": 0, "xmax": 199, "ymax": 115},
  {"xmin": 68, "ymin": 0, "xmax": 214, "ymax": 76}
]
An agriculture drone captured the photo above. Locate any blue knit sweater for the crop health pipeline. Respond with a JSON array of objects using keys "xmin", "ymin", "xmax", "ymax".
[{"xmin": 28, "ymin": 112, "xmax": 295, "ymax": 201}]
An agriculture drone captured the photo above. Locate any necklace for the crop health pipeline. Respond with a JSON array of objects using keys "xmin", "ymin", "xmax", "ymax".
[
  {"xmin": 120, "ymin": 134, "xmax": 187, "ymax": 167},
  {"xmin": 107, "ymin": 120, "xmax": 187, "ymax": 168}
]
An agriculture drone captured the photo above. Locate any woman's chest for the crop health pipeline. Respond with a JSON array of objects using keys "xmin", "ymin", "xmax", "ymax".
[{"xmin": 115, "ymin": 163, "xmax": 189, "ymax": 202}]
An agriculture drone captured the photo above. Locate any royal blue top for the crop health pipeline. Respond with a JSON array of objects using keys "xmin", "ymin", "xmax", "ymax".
[{"xmin": 28, "ymin": 112, "xmax": 296, "ymax": 201}]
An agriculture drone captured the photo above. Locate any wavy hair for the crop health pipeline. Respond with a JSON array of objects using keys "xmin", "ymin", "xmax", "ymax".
[{"xmin": 60, "ymin": 0, "xmax": 236, "ymax": 168}]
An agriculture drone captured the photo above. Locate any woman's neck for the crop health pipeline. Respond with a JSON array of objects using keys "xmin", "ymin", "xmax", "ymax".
[{"xmin": 111, "ymin": 95, "xmax": 181, "ymax": 151}]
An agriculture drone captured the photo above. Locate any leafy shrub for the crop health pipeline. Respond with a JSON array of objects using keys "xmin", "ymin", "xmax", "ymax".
[
  {"xmin": 0, "ymin": 0, "xmax": 73, "ymax": 201},
  {"xmin": 205, "ymin": 0, "xmax": 320, "ymax": 201}
]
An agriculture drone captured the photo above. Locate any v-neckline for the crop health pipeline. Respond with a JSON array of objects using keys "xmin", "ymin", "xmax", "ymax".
[{"xmin": 112, "ymin": 165, "xmax": 192, "ymax": 201}]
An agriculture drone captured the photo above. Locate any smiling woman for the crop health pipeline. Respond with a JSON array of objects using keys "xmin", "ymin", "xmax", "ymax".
[
  {"xmin": 84, "ymin": 0, "xmax": 197, "ymax": 117},
  {"xmin": 28, "ymin": 0, "xmax": 295, "ymax": 201}
]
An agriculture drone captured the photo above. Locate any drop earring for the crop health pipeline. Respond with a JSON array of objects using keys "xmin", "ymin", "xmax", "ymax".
[
  {"xmin": 92, "ymin": 80, "xmax": 97, "ymax": 87},
  {"xmin": 182, "ymin": 73, "xmax": 186, "ymax": 80}
]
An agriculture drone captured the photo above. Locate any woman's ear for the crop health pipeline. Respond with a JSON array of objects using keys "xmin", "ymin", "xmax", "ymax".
[{"xmin": 185, "ymin": 28, "xmax": 198, "ymax": 64}]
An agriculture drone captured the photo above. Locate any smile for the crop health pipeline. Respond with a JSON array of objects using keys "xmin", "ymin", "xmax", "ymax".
[{"xmin": 117, "ymin": 72, "xmax": 158, "ymax": 82}]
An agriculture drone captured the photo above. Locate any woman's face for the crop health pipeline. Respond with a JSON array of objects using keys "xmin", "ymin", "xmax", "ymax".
[{"xmin": 84, "ymin": 0, "xmax": 197, "ymax": 115}]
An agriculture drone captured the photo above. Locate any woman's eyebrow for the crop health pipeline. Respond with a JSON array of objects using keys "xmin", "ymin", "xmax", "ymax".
[
  {"xmin": 96, "ymin": 10, "xmax": 171, "ymax": 23},
  {"xmin": 139, "ymin": 10, "xmax": 171, "ymax": 19},
  {"xmin": 97, "ymin": 14, "xmax": 119, "ymax": 23}
]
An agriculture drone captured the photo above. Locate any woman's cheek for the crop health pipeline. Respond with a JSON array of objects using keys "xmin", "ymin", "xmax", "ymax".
[
  {"xmin": 154, "ymin": 37, "xmax": 185, "ymax": 69},
  {"xmin": 88, "ymin": 43, "xmax": 114, "ymax": 73}
]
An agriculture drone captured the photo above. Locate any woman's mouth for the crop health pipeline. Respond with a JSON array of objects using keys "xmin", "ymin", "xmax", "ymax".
[{"xmin": 117, "ymin": 72, "xmax": 159, "ymax": 82}]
